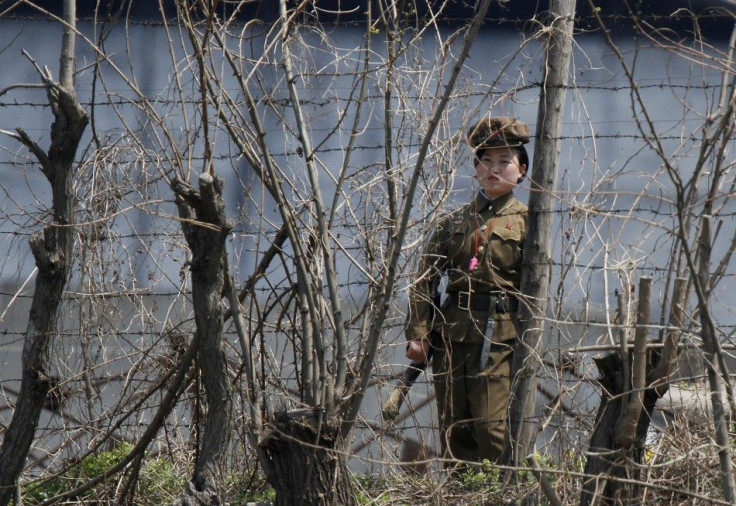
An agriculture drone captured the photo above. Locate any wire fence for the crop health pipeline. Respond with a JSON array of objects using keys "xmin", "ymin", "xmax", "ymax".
[{"xmin": 0, "ymin": 8, "xmax": 735, "ymax": 502}]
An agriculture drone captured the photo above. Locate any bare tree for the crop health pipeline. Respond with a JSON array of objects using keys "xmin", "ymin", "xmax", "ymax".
[
  {"xmin": 580, "ymin": 277, "xmax": 690, "ymax": 504},
  {"xmin": 170, "ymin": 171, "xmax": 233, "ymax": 504},
  {"xmin": 3, "ymin": 2, "xmax": 736, "ymax": 505},
  {"xmin": 163, "ymin": 1, "xmax": 498, "ymax": 502},
  {"xmin": 576, "ymin": 3, "xmax": 736, "ymax": 504},
  {"xmin": 0, "ymin": 1, "xmax": 88, "ymax": 503},
  {"xmin": 0, "ymin": 0, "xmax": 500, "ymax": 503}
]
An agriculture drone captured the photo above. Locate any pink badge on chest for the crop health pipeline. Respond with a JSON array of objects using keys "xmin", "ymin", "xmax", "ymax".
[{"xmin": 468, "ymin": 256, "xmax": 479, "ymax": 271}]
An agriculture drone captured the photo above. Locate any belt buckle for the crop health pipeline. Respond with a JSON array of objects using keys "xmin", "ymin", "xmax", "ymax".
[{"xmin": 458, "ymin": 290, "xmax": 472, "ymax": 311}]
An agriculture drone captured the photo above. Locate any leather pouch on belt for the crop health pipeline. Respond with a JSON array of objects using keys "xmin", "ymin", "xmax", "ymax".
[{"xmin": 492, "ymin": 315, "xmax": 517, "ymax": 343}]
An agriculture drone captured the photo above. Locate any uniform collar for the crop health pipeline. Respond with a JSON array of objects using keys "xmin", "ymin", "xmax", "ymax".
[{"xmin": 473, "ymin": 190, "xmax": 514, "ymax": 214}]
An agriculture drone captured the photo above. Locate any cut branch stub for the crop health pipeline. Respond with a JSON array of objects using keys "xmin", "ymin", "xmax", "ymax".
[{"xmin": 614, "ymin": 276, "xmax": 651, "ymax": 448}]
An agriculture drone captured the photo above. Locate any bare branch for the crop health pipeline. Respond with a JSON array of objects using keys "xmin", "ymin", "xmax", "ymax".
[{"xmin": 614, "ymin": 276, "xmax": 651, "ymax": 447}]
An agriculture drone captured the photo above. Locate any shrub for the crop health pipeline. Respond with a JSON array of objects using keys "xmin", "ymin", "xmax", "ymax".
[{"xmin": 23, "ymin": 442, "xmax": 184, "ymax": 505}]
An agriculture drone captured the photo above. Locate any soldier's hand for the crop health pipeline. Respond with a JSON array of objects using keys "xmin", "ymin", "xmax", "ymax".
[{"xmin": 406, "ymin": 339, "xmax": 430, "ymax": 364}]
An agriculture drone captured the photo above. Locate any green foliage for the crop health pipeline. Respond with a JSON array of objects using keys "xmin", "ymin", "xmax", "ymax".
[
  {"xmin": 23, "ymin": 442, "xmax": 184, "ymax": 505},
  {"xmin": 354, "ymin": 474, "xmax": 393, "ymax": 505},
  {"xmin": 456, "ymin": 460, "xmax": 503, "ymax": 494},
  {"xmin": 81, "ymin": 441, "xmax": 133, "ymax": 478},
  {"xmin": 135, "ymin": 455, "xmax": 187, "ymax": 505},
  {"xmin": 225, "ymin": 468, "xmax": 276, "ymax": 504},
  {"xmin": 23, "ymin": 476, "xmax": 63, "ymax": 503}
]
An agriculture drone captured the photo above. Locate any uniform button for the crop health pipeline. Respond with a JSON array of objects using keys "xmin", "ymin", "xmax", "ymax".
[
  {"xmin": 480, "ymin": 225, "xmax": 487, "ymax": 231},
  {"xmin": 478, "ymin": 246, "xmax": 485, "ymax": 252}
]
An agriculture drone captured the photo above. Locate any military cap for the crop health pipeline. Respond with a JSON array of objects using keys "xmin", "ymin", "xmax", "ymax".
[{"xmin": 467, "ymin": 116, "xmax": 530, "ymax": 149}]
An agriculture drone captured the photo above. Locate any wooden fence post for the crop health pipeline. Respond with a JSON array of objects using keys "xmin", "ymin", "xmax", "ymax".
[{"xmin": 505, "ymin": 0, "xmax": 576, "ymax": 468}]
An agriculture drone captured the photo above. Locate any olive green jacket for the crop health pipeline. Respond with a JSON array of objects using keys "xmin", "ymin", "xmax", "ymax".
[{"xmin": 405, "ymin": 191, "xmax": 527, "ymax": 344}]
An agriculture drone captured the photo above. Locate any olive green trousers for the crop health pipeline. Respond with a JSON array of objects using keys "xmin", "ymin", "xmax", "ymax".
[{"xmin": 431, "ymin": 339, "xmax": 513, "ymax": 464}]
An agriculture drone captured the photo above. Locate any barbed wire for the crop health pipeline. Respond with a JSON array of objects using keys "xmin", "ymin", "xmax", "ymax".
[
  {"xmin": 1, "ymin": 10, "xmax": 735, "ymax": 490},
  {"xmin": 0, "ymin": 321, "xmax": 732, "ymax": 340},
  {"xmin": 0, "ymin": 82, "xmax": 730, "ymax": 112},
  {"xmin": 2, "ymin": 11, "xmax": 734, "ymax": 28},
  {"xmin": 2, "ymin": 203, "xmax": 736, "ymax": 236}
]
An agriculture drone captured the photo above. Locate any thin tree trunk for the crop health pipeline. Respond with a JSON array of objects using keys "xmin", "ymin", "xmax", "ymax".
[
  {"xmin": 172, "ymin": 173, "xmax": 233, "ymax": 505},
  {"xmin": 580, "ymin": 279, "xmax": 645, "ymax": 505},
  {"xmin": 697, "ymin": 215, "xmax": 736, "ymax": 503},
  {"xmin": 579, "ymin": 352, "xmax": 636, "ymax": 506},
  {"xmin": 0, "ymin": 1, "xmax": 87, "ymax": 503},
  {"xmin": 505, "ymin": 0, "xmax": 576, "ymax": 467},
  {"xmin": 614, "ymin": 277, "xmax": 651, "ymax": 447},
  {"xmin": 579, "ymin": 281, "xmax": 645, "ymax": 506},
  {"xmin": 580, "ymin": 277, "xmax": 690, "ymax": 505},
  {"xmin": 650, "ymin": 278, "xmax": 687, "ymax": 395}
]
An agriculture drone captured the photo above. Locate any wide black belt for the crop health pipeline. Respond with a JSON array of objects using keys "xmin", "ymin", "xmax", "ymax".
[{"xmin": 448, "ymin": 291, "xmax": 518, "ymax": 313}]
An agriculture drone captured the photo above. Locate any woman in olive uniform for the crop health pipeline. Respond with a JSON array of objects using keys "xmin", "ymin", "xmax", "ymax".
[{"xmin": 405, "ymin": 116, "xmax": 529, "ymax": 464}]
